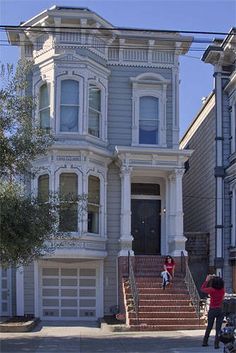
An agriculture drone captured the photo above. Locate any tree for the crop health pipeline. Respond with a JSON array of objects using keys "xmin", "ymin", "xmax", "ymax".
[
  {"xmin": 0, "ymin": 60, "xmax": 58, "ymax": 267},
  {"xmin": 0, "ymin": 60, "xmax": 52, "ymax": 179}
]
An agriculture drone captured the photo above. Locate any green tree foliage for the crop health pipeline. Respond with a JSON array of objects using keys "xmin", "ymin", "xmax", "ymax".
[
  {"xmin": 0, "ymin": 60, "xmax": 58, "ymax": 267},
  {"xmin": 0, "ymin": 60, "xmax": 53, "ymax": 178},
  {"xmin": 0, "ymin": 183, "xmax": 57, "ymax": 267}
]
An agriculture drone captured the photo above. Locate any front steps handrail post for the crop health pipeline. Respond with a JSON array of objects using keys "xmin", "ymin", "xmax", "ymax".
[
  {"xmin": 181, "ymin": 251, "xmax": 201, "ymax": 325},
  {"xmin": 128, "ymin": 251, "xmax": 139, "ymax": 322}
]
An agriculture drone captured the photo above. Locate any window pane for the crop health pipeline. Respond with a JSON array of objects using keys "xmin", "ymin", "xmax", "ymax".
[
  {"xmin": 140, "ymin": 96, "xmax": 158, "ymax": 120},
  {"xmin": 139, "ymin": 96, "xmax": 159, "ymax": 144},
  {"xmin": 38, "ymin": 175, "xmax": 49, "ymax": 202},
  {"xmin": 40, "ymin": 108, "xmax": 50, "ymax": 130},
  {"xmin": 59, "ymin": 203, "xmax": 78, "ymax": 232},
  {"xmin": 88, "ymin": 176, "xmax": 100, "ymax": 234},
  {"xmin": 60, "ymin": 173, "xmax": 78, "ymax": 199},
  {"xmin": 131, "ymin": 183, "xmax": 160, "ymax": 195},
  {"xmin": 61, "ymin": 80, "xmax": 79, "ymax": 105},
  {"xmin": 40, "ymin": 84, "xmax": 49, "ymax": 109},
  {"xmin": 88, "ymin": 109, "xmax": 99, "ymax": 137},
  {"xmin": 89, "ymin": 85, "xmax": 101, "ymax": 111},
  {"xmin": 88, "ymin": 176, "xmax": 100, "ymax": 204},
  {"xmin": 59, "ymin": 173, "xmax": 78, "ymax": 232},
  {"xmin": 60, "ymin": 106, "xmax": 78, "ymax": 132}
]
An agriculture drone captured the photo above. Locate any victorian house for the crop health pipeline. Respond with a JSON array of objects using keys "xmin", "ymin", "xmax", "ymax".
[
  {"xmin": 2, "ymin": 6, "xmax": 193, "ymax": 321},
  {"xmin": 180, "ymin": 28, "xmax": 236, "ymax": 293}
]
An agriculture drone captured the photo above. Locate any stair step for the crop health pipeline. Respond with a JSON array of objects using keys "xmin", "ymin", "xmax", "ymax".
[
  {"xmin": 138, "ymin": 294, "xmax": 190, "ymax": 300},
  {"xmin": 139, "ymin": 299, "xmax": 191, "ymax": 306},
  {"xmin": 129, "ymin": 312, "xmax": 199, "ymax": 318},
  {"xmin": 129, "ymin": 318, "xmax": 204, "ymax": 326},
  {"xmin": 139, "ymin": 306, "xmax": 195, "ymax": 312},
  {"xmin": 129, "ymin": 324, "xmax": 206, "ymax": 331}
]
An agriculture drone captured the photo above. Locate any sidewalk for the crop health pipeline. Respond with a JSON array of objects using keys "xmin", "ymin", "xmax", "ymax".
[{"xmin": 0, "ymin": 321, "xmax": 224, "ymax": 353}]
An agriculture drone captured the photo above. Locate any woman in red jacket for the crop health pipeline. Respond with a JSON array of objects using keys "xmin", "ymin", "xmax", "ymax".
[
  {"xmin": 164, "ymin": 255, "xmax": 175, "ymax": 278},
  {"xmin": 201, "ymin": 274, "xmax": 225, "ymax": 349}
]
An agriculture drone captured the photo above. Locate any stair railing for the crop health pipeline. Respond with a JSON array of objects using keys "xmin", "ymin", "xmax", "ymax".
[
  {"xmin": 181, "ymin": 251, "xmax": 201, "ymax": 325},
  {"xmin": 128, "ymin": 251, "xmax": 139, "ymax": 321}
]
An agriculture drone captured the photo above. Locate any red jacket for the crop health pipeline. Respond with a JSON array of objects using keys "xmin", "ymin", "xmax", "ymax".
[{"xmin": 201, "ymin": 280, "xmax": 225, "ymax": 309}]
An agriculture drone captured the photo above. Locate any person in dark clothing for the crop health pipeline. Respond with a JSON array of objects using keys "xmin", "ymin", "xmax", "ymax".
[{"xmin": 201, "ymin": 275, "xmax": 225, "ymax": 349}]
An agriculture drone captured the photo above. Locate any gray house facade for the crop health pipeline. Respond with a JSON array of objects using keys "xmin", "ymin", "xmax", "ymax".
[
  {"xmin": 180, "ymin": 28, "xmax": 236, "ymax": 293},
  {"xmin": 1, "ymin": 6, "xmax": 192, "ymax": 320}
]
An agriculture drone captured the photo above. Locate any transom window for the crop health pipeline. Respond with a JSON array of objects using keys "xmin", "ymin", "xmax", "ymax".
[
  {"xmin": 60, "ymin": 80, "xmax": 79, "ymax": 132},
  {"xmin": 39, "ymin": 84, "xmax": 50, "ymax": 132},
  {"xmin": 59, "ymin": 173, "xmax": 78, "ymax": 232},
  {"xmin": 88, "ymin": 176, "xmax": 100, "ymax": 234},
  {"xmin": 139, "ymin": 96, "xmax": 159, "ymax": 144},
  {"xmin": 88, "ymin": 85, "xmax": 101, "ymax": 138}
]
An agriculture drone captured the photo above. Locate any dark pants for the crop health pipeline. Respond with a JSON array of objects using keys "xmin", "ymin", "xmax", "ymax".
[{"xmin": 203, "ymin": 307, "xmax": 224, "ymax": 343}]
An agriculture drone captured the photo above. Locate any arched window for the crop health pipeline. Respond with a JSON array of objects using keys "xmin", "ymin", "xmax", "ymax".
[
  {"xmin": 59, "ymin": 173, "xmax": 78, "ymax": 232},
  {"xmin": 60, "ymin": 80, "xmax": 79, "ymax": 132},
  {"xmin": 139, "ymin": 96, "xmax": 159, "ymax": 144},
  {"xmin": 88, "ymin": 84, "xmax": 101, "ymax": 137},
  {"xmin": 39, "ymin": 84, "xmax": 50, "ymax": 132},
  {"xmin": 38, "ymin": 174, "xmax": 49, "ymax": 202},
  {"xmin": 88, "ymin": 175, "xmax": 100, "ymax": 234}
]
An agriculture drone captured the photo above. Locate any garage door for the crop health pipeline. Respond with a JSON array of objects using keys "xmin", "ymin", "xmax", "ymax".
[{"xmin": 41, "ymin": 266, "xmax": 97, "ymax": 319}]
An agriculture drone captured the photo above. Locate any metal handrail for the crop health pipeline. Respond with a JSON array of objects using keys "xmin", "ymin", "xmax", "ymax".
[
  {"xmin": 181, "ymin": 251, "xmax": 202, "ymax": 324},
  {"xmin": 128, "ymin": 251, "xmax": 139, "ymax": 320}
]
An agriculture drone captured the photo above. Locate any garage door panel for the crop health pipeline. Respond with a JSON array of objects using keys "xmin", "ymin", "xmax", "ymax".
[{"xmin": 41, "ymin": 266, "xmax": 98, "ymax": 320}]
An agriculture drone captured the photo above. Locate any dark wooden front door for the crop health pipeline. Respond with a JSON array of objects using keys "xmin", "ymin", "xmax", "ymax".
[{"xmin": 131, "ymin": 199, "xmax": 161, "ymax": 255}]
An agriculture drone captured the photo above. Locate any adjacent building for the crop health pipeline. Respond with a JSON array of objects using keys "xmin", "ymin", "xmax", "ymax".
[
  {"xmin": 1, "ymin": 6, "xmax": 193, "ymax": 320},
  {"xmin": 180, "ymin": 28, "xmax": 236, "ymax": 293}
]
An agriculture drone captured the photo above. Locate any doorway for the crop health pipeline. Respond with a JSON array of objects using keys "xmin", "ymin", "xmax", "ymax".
[{"xmin": 131, "ymin": 199, "xmax": 161, "ymax": 255}]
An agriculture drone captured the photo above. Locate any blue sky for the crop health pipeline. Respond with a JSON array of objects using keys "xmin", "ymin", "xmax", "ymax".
[{"xmin": 0, "ymin": 0, "xmax": 235, "ymax": 137}]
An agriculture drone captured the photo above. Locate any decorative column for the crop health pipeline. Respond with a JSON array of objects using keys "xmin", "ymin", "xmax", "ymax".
[
  {"xmin": 119, "ymin": 165, "xmax": 133, "ymax": 256},
  {"xmin": 16, "ymin": 266, "xmax": 24, "ymax": 316},
  {"xmin": 168, "ymin": 168, "xmax": 187, "ymax": 256}
]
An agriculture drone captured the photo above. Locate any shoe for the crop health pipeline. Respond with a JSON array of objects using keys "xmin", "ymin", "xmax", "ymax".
[
  {"xmin": 214, "ymin": 343, "xmax": 219, "ymax": 349},
  {"xmin": 202, "ymin": 342, "xmax": 208, "ymax": 347}
]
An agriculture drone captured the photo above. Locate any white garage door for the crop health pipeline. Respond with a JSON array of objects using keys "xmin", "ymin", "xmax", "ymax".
[{"xmin": 41, "ymin": 266, "xmax": 97, "ymax": 320}]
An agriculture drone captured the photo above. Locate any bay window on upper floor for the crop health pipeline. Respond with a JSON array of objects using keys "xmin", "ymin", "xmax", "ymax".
[
  {"xmin": 139, "ymin": 96, "xmax": 159, "ymax": 144},
  {"xmin": 88, "ymin": 84, "xmax": 101, "ymax": 138},
  {"xmin": 60, "ymin": 79, "xmax": 80, "ymax": 132},
  {"xmin": 39, "ymin": 83, "xmax": 50, "ymax": 132}
]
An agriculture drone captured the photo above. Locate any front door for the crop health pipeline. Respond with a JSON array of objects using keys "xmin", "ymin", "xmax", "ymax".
[
  {"xmin": 131, "ymin": 199, "xmax": 161, "ymax": 255},
  {"xmin": 0, "ymin": 268, "xmax": 11, "ymax": 316}
]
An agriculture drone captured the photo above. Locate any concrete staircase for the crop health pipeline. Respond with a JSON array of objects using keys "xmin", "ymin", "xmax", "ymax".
[{"xmin": 124, "ymin": 256, "xmax": 206, "ymax": 331}]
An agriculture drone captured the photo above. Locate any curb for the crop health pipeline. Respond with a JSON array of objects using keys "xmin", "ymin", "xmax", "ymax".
[{"xmin": 0, "ymin": 318, "xmax": 40, "ymax": 333}]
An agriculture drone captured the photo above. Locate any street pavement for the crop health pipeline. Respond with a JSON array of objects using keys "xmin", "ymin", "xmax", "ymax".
[{"xmin": 0, "ymin": 321, "xmax": 225, "ymax": 353}]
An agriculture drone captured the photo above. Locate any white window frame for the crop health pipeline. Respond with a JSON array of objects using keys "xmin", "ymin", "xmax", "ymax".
[
  {"xmin": 56, "ymin": 76, "xmax": 83, "ymax": 134},
  {"xmin": 85, "ymin": 80, "xmax": 106, "ymax": 141},
  {"xmin": 55, "ymin": 169, "xmax": 83, "ymax": 236},
  {"xmin": 35, "ymin": 81, "xmax": 51, "ymax": 130},
  {"xmin": 131, "ymin": 73, "xmax": 170, "ymax": 147},
  {"xmin": 85, "ymin": 172, "xmax": 105, "ymax": 237}
]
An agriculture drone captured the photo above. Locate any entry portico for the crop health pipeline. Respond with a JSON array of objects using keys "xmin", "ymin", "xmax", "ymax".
[{"xmin": 116, "ymin": 146, "xmax": 192, "ymax": 257}]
